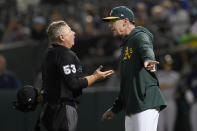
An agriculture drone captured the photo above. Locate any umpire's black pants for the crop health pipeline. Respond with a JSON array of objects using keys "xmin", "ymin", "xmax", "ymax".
[{"xmin": 35, "ymin": 102, "xmax": 78, "ymax": 131}]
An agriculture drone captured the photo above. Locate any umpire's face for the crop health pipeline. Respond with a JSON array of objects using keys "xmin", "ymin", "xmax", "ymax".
[{"xmin": 59, "ymin": 25, "xmax": 76, "ymax": 49}]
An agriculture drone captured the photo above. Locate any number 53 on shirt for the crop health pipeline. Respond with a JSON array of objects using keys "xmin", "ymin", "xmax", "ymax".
[{"xmin": 63, "ymin": 64, "xmax": 76, "ymax": 75}]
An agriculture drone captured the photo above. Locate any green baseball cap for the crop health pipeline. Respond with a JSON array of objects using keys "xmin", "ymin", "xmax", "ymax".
[{"xmin": 102, "ymin": 6, "xmax": 134, "ymax": 22}]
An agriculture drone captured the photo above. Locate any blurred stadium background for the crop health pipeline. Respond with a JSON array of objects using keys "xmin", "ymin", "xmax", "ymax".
[{"xmin": 0, "ymin": 0, "xmax": 197, "ymax": 131}]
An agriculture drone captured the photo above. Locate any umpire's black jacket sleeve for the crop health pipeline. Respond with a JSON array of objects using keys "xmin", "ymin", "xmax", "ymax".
[
  {"xmin": 42, "ymin": 44, "xmax": 88, "ymax": 102},
  {"xmin": 57, "ymin": 47, "xmax": 88, "ymax": 90}
]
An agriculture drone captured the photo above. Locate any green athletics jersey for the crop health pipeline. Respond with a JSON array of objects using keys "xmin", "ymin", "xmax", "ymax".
[{"xmin": 111, "ymin": 26, "xmax": 166, "ymax": 115}]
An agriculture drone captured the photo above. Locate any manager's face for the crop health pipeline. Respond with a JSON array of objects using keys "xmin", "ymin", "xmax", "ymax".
[{"xmin": 108, "ymin": 19, "xmax": 126, "ymax": 38}]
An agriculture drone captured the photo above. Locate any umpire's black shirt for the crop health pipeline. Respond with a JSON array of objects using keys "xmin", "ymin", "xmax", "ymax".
[{"xmin": 42, "ymin": 44, "xmax": 88, "ymax": 104}]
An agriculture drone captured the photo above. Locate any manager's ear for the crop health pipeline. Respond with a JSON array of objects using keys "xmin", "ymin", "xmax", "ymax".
[
  {"xmin": 123, "ymin": 18, "xmax": 130, "ymax": 27},
  {"xmin": 124, "ymin": 18, "xmax": 129, "ymax": 23}
]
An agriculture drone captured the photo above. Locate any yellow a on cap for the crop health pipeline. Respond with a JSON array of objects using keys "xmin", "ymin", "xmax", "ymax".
[{"xmin": 102, "ymin": 6, "xmax": 134, "ymax": 22}]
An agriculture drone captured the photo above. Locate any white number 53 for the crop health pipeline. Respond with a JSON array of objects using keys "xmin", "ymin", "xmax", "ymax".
[{"xmin": 63, "ymin": 64, "xmax": 76, "ymax": 75}]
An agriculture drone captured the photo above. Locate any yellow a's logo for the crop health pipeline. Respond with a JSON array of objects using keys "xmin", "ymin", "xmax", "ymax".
[{"xmin": 123, "ymin": 46, "xmax": 133, "ymax": 60}]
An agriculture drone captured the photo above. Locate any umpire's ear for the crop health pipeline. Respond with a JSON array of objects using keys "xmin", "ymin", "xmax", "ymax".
[{"xmin": 59, "ymin": 35, "xmax": 64, "ymax": 42}]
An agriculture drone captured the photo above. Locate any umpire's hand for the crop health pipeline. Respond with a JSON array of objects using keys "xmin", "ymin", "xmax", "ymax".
[
  {"xmin": 93, "ymin": 65, "xmax": 114, "ymax": 80},
  {"xmin": 101, "ymin": 108, "xmax": 115, "ymax": 121},
  {"xmin": 85, "ymin": 65, "xmax": 114, "ymax": 86}
]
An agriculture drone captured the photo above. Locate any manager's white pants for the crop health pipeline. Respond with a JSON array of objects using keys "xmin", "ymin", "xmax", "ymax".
[
  {"xmin": 190, "ymin": 102, "xmax": 197, "ymax": 131},
  {"xmin": 125, "ymin": 109, "xmax": 159, "ymax": 131}
]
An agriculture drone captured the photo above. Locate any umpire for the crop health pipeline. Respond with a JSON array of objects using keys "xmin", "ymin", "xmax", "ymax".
[{"xmin": 35, "ymin": 21, "xmax": 114, "ymax": 131}]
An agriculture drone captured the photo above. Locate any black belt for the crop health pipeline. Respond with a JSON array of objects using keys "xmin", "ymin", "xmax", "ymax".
[
  {"xmin": 47, "ymin": 99, "xmax": 77, "ymax": 108},
  {"xmin": 64, "ymin": 101, "xmax": 77, "ymax": 108}
]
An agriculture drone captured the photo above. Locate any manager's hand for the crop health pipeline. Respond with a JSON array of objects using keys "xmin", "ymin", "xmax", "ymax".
[
  {"xmin": 144, "ymin": 60, "xmax": 159, "ymax": 72},
  {"xmin": 101, "ymin": 108, "xmax": 115, "ymax": 121}
]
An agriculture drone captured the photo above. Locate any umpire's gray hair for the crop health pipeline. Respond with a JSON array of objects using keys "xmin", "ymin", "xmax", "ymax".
[{"xmin": 46, "ymin": 20, "xmax": 68, "ymax": 43}]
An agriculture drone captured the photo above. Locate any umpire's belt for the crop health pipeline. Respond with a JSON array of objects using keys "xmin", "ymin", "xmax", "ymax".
[
  {"xmin": 48, "ymin": 99, "xmax": 77, "ymax": 109},
  {"xmin": 59, "ymin": 99, "xmax": 77, "ymax": 109},
  {"xmin": 64, "ymin": 101, "xmax": 77, "ymax": 109}
]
